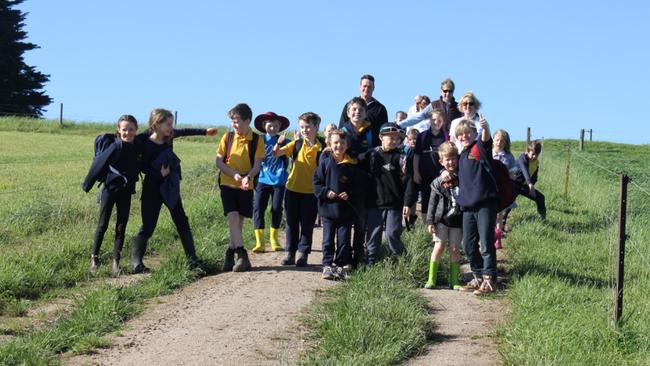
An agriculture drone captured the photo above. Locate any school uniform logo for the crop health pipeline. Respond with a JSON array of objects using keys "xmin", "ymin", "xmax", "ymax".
[
  {"xmin": 382, "ymin": 163, "xmax": 396, "ymax": 171},
  {"xmin": 339, "ymin": 175, "xmax": 350, "ymax": 184},
  {"xmin": 468, "ymin": 144, "xmax": 481, "ymax": 160}
]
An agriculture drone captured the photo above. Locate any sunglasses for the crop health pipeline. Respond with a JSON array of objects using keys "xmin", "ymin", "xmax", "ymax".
[
  {"xmin": 441, "ymin": 89, "xmax": 453, "ymax": 93},
  {"xmin": 462, "ymin": 101, "xmax": 475, "ymax": 106}
]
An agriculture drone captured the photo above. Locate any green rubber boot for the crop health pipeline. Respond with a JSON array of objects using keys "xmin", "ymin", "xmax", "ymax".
[
  {"xmin": 424, "ymin": 260, "xmax": 439, "ymax": 289},
  {"xmin": 449, "ymin": 262, "xmax": 461, "ymax": 290}
]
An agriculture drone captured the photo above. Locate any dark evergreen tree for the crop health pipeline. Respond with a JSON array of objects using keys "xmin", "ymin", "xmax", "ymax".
[{"xmin": 0, "ymin": 0, "xmax": 51, "ymax": 117}]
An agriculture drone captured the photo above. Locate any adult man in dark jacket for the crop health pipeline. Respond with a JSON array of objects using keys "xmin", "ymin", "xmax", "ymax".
[{"xmin": 338, "ymin": 74, "xmax": 388, "ymax": 145}]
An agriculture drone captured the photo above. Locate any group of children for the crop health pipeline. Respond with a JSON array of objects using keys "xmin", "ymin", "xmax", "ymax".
[
  {"xmin": 84, "ymin": 81, "xmax": 546, "ymax": 295},
  {"xmin": 83, "ymin": 109, "xmax": 217, "ymax": 275}
]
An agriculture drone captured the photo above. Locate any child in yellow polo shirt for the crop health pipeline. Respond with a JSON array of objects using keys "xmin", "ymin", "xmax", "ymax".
[
  {"xmin": 215, "ymin": 103, "xmax": 265, "ymax": 272},
  {"xmin": 273, "ymin": 112, "xmax": 323, "ymax": 267}
]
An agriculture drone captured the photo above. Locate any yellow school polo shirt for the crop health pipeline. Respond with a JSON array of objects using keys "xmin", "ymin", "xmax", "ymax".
[
  {"xmin": 216, "ymin": 129, "xmax": 265, "ymax": 188},
  {"xmin": 281, "ymin": 138, "xmax": 323, "ymax": 194}
]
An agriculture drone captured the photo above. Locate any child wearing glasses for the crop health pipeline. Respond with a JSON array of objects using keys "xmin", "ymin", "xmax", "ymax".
[{"xmin": 358, "ymin": 122, "xmax": 417, "ymax": 266}]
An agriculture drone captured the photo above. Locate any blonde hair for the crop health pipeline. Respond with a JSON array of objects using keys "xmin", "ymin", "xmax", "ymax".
[
  {"xmin": 459, "ymin": 91, "xmax": 482, "ymax": 112},
  {"xmin": 438, "ymin": 141, "xmax": 458, "ymax": 158},
  {"xmin": 327, "ymin": 129, "xmax": 348, "ymax": 146},
  {"xmin": 493, "ymin": 129, "xmax": 511, "ymax": 153},
  {"xmin": 454, "ymin": 119, "xmax": 477, "ymax": 137},
  {"xmin": 406, "ymin": 129, "xmax": 419, "ymax": 138},
  {"xmin": 148, "ymin": 108, "xmax": 174, "ymax": 144}
]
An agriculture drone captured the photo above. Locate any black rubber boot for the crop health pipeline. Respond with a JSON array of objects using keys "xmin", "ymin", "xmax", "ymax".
[
  {"xmin": 281, "ymin": 251, "xmax": 296, "ymax": 266},
  {"xmin": 223, "ymin": 248, "xmax": 235, "ymax": 272},
  {"xmin": 180, "ymin": 231, "xmax": 201, "ymax": 268},
  {"xmin": 233, "ymin": 247, "xmax": 251, "ymax": 272},
  {"xmin": 131, "ymin": 235, "xmax": 149, "ymax": 274}
]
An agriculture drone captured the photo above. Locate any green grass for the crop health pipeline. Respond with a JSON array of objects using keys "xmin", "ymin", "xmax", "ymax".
[
  {"xmin": 499, "ymin": 140, "xmax": 650, "ymax": 365},
  {"xmin": 301, "ymin": 229, "xmax": 435, "ymax": 365},
  {"xmin": 3, "ymin": 117, "xmax": 649, "ymax": 365},
  {"xmin": 0, "ymin": 117, "xmax": 237, "ymax": 364}
]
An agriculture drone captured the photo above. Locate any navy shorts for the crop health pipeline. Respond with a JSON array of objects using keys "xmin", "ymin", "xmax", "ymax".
[{"xmin": 220, "ymin": 185, "xmax": 254, "ymax": 218}]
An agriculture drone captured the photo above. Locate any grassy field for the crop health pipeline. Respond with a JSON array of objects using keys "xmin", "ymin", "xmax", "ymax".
[
  {"xmin": 0, "ymin": 117, "xmax": 239, "ymax": 364},
  {"xmin": 499, "ymin": 140, "xmax": 650, "ymax": 365},
  {"xmin": 1, "ymin": 117, "xmax": 648, "ymax": 365}
]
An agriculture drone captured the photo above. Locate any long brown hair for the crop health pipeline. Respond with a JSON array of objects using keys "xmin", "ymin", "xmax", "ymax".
[{"xmin": 148, "ymin": 108, "xmax": 174, "ymax": 144}]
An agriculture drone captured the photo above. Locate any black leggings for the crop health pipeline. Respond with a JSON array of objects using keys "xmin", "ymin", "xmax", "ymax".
[
  {"xmin": 92, "ymin": 188, "xmax": 131, "ymax": 259},
  {"xmin": 137, "ymin": 182, "xmax": 191, "ymax": 239}
]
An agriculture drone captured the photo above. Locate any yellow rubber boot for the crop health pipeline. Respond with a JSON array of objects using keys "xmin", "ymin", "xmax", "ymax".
[
  {"xmin": 252, "ymin": 229, "xmax": 265, "ymax": 253},
  {"xmin": 270, "ymin": 228, "xmax": 283, "ymax": 251}
]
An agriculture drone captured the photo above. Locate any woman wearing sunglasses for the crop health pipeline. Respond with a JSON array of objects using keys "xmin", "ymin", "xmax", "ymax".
[{"xmin": 449, "ymin": 92, "xmax": 483, "ymax": 151}]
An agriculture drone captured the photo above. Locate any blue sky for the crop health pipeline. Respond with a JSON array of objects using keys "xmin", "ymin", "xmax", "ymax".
[{"xmin": 18, "ymin": 0, "xmax": 649, "ymax": 144}]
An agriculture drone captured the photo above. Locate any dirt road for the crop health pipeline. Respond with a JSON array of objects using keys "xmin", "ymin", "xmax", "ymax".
[{"xmin": 65, "ymin": 227, "xmax": 507, "ymax": 365}]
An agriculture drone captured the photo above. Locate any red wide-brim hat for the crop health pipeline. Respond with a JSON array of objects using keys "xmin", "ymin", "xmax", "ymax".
[{"xmin": 254, "ymin": 112, "xmax": 290, "ymax": 134}]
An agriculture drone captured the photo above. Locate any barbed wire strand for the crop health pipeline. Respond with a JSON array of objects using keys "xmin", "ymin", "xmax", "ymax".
[
  {"xmin": 572, "ymin": 152, "xmax": 620, "ymax": 177},
  {"xmin": 627, "ymin": 240, "xmax": 650, "ymax": 270},
  {"xmin": 629, "ymin": 180, "xmax": 650, "ymax": 198}
]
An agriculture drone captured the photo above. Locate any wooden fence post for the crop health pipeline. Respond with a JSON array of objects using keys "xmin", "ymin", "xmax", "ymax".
[
  {"xmin": 174, "ymin": 111, "xmax": 178, "ymax": 126},
  {"xmin": 614, "ymin": 174, "xmax": 628, "ymax": 327},
  {"xmin": 589, "ymin": 129, "xmax": 593, "ymax": 142},
  {"xmin": 564, "ymin": 146, "xmax": 571, "ymax": 198},
  {"xmin": 579, "ymin": 129, "xmax": 585, "ymax": 151},
  {"xmin": 59, "ymin": 103, "xmax": 63, "ymax": 126}
]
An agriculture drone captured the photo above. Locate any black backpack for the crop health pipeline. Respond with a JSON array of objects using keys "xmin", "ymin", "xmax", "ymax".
[
  {"xmin": 219, "ymin": 131, "xmax": 260, "ymax": 185},
  {"xmin": 95, "ymin": 134, "xmax": 127, "ymax": 193},
  {"xmin": 292, "ymin": 136, "xmax": 326, "ymax": 163}
]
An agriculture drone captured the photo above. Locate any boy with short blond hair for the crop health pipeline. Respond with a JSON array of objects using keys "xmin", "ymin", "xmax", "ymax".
[
  {"xmin": 455, "ymin": 116, "xmax": 498, "ymax": 295},
  {"xmin": 274, "ymin": 112, "xmax": 324, "ymax": 267},
  {"xmin": 425, "ymin": 142, "xmax": 462, "ymax": 289},
  {"xmin": 215, "ymin": 103, "xmax": 265, "ymax": 272}
]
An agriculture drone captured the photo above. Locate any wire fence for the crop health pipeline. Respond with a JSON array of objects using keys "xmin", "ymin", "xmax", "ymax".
[{"xmin": 540, "ymin": 143, "xmax": 650, "ymax": 326}]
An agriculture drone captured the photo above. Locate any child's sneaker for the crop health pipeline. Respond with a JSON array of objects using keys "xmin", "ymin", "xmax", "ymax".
[
  {"xmin": 336, "ymin": 265, "xmax": 353, "ymax": 281},
  {"xmin": 459, "ymin": 276, "xmax": 483, "ymax": 292},
  {"xmin": 473, "ymin": 275, "xmax": 496, "ymax": 296},
  {"xmin": 322, "ymin": 266, "xmax": 335, "ymax": 280}
]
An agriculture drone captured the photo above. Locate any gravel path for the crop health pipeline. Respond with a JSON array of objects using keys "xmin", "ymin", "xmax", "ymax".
[{"xmin": 64, "ymin": 228, "xmax": 507, "ymax": 366}]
